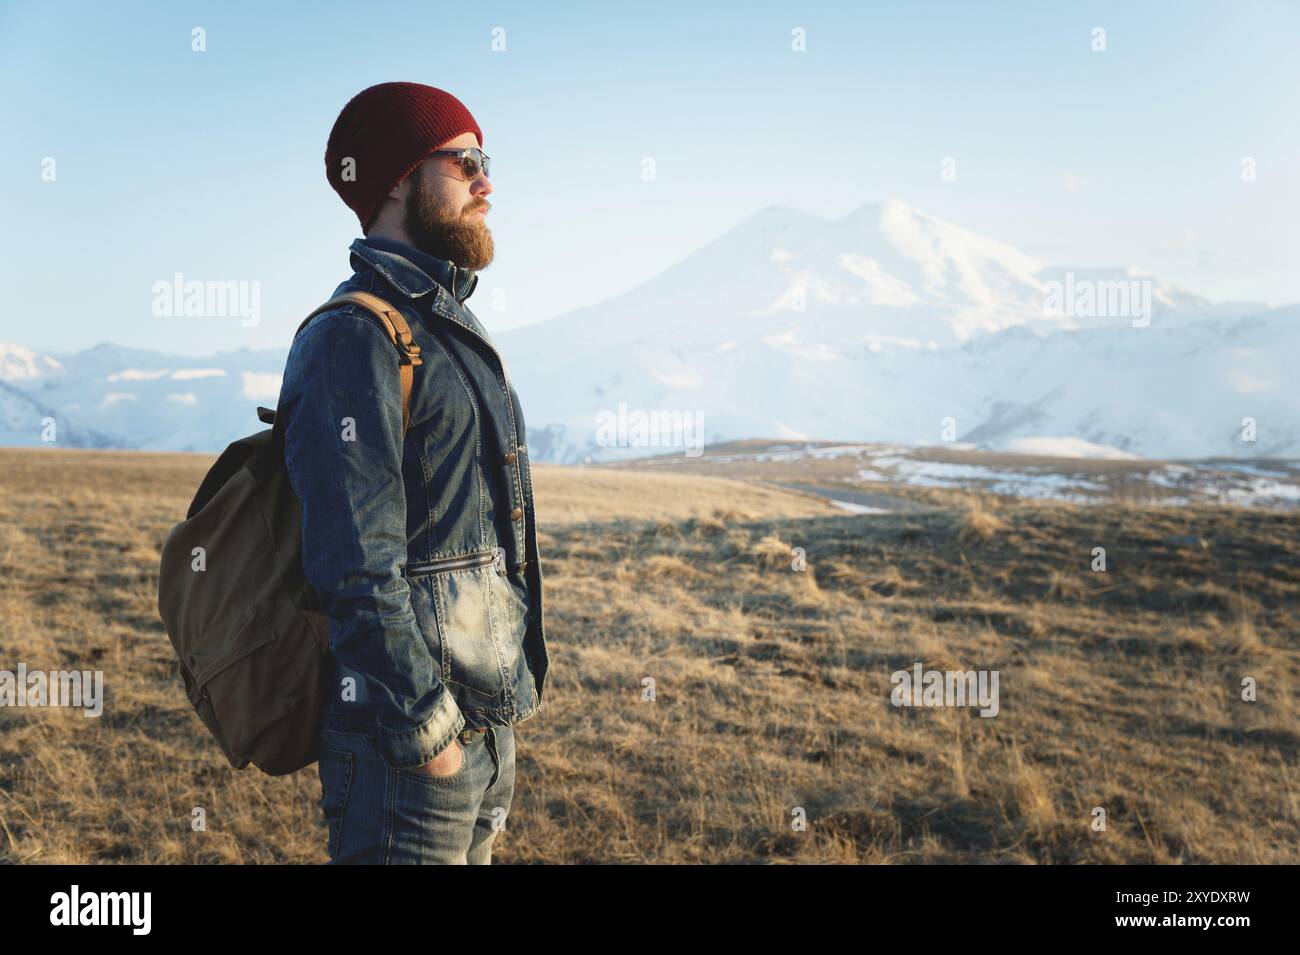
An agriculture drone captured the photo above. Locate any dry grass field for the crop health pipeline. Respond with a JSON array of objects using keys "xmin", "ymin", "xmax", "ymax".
[{"xmin": 0, "ymin": 446, "xmax": 1296, "ymax": 864}]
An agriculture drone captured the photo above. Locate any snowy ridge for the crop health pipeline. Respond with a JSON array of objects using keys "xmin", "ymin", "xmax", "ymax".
[{"xmin": 0, "ymin": 201, "xmax": 1292, "ymax": 464}]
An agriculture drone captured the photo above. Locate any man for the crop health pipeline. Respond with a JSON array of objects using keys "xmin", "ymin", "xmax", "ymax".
[{"xmin": 277, "ymin": 82, "xmax": 548, "ymax": 864}]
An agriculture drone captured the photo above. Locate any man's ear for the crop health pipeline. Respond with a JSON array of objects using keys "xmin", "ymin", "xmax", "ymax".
[{"xmin": 388, "ymin": 163, "xmax": 420, "ymax": 201}]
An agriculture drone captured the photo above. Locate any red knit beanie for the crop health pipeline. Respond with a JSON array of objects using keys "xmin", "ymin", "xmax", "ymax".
[{"xmin": 325, "ymin": 82, "xmax": 483, "ymax": 232}]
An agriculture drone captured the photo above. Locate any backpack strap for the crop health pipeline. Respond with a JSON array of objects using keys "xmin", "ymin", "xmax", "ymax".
[{"xmin": 292, "ymin": 291, "xmax": 423, "ymax": 433}]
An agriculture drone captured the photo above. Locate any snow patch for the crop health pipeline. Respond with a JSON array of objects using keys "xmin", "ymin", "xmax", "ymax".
[
  {"xmin": 830, "ymin": 499, "xmax": 890, "ymax": 514},
  {"xmin": 0, "ymin": 344, "xmax": 54, "ymax": 381},
  {"xmin": 108, "ymin": 368, "xmax": 170, "ymax": 382},
  {"xmin": 1003, "ymin": 436, "xmax": 1143, "ymax": 460},
  {"xmin": 241, "ymin": 372, "xmax": 281, "ymax": 401}
]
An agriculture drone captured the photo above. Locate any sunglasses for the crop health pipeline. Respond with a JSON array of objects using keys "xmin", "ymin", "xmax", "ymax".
[{"xmin": 428, "ymin": 146, "xmax": 491, "ymax": 181}]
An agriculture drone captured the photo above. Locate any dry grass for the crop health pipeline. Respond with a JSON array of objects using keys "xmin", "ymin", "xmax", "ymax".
[
  {"xmin": 959, "ymin": 495, "xmax": 1007, "ymax": 542},
  {"xmin": 532, "ymin": 466, "xmax": 839, "ymax": 525},
  {"xmin": 0, "ymin": 446, "xmax": 1297, "ymax": 864}
]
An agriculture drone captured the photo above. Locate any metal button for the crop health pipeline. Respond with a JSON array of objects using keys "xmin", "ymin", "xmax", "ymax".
[
  {"xmin": 510, "ymin": 507, "xmax": 524, "ymax": 521},
  {"xmin": 504, "ymin": 451, "xmax": 517, "ymax": 464}
]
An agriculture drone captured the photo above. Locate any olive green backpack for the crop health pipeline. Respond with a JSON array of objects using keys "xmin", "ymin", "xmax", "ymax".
[{"xmin": 157, "ymin": 291, "xmax": 421, "ymax": 775}]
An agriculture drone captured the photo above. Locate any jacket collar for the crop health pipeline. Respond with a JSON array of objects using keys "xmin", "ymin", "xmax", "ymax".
[{"xmin": 348, "ymin": 235, "xmax": 479, "ymax": 304}]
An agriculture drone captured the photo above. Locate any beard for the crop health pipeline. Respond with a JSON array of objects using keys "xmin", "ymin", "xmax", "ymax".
[{"xmin": 401, "ymin": 164, "xmax": 494, "ymax": 271}]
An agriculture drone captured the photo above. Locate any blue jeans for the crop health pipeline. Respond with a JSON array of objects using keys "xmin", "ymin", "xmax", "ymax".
[{"xmin": 317, "ymin": 703, "xmax": 516, "ymax": 864}]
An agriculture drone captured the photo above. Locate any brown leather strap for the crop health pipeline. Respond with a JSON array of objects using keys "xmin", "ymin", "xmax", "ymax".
[{"xmin": 295, "ymin": 291, "xmax": 422, "ymax": 433}]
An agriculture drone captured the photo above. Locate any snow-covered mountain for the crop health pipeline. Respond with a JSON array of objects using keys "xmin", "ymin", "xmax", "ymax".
[
  {"xmin": 0, "ymin": 342, "xmax": 285, "ymax": 451},
  {"xmin": 1, "ymin": 200, "xmax": 1293, "ymax": 460},
  {"xmin": 0, "ymin": 343, "xmax": 65, "ymax": 381},
  {"xmin": 499, "ymin": 200, "xmax": 1291, "ymax": 462}
]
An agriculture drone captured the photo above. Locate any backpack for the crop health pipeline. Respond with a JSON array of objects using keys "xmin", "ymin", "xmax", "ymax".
[{"xmin": 157, "ymin": 291, "xmax": 421, "ymax": 775}]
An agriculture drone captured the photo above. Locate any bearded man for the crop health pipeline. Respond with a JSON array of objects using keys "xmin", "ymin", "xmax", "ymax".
[{"xmin": 278, "ymin": 82, "xmax": 548, "ymax": 865}]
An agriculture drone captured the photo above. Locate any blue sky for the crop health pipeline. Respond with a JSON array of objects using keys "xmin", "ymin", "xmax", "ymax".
[{"xmin": 3, "ymin": 0, "xmax": 1297, "ymax": 356}]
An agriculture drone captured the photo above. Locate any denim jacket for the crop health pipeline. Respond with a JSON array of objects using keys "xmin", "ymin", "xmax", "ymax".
[{"xmin": 278, "ymin": 237, "xmax": 548, "ymax": 771}]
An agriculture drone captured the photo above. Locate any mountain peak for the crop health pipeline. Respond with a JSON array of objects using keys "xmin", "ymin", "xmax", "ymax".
[{"xmin": 840, "ymin": 197, "xmax": 914, "ymax": 221}]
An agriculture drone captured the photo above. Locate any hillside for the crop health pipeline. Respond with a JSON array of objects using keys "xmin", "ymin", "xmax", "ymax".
[{"xmin": 0, "ymin": 447, "xmax": 1294, "ymax": 863}]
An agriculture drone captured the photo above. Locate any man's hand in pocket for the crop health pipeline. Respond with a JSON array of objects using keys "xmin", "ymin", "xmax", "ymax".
[{"xmin": 409, "ymin": 738, "xmax": 465, "ymax": 778}]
